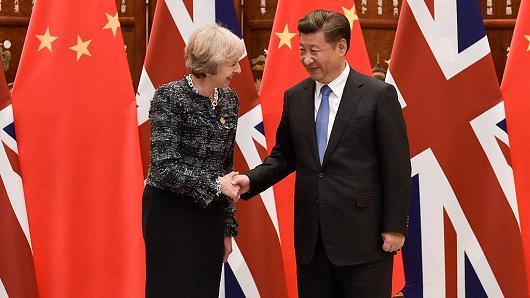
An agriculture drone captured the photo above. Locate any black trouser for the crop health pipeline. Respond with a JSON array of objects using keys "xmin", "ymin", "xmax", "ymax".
[{"xmin": 297, "ymin": 230, "xmax": 393, "ymax": 298}]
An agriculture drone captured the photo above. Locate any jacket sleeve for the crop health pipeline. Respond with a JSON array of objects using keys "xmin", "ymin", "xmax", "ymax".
[
  {"xmin": 242, "ymin": 91, "xmax": 297, "ymax": 199},
  {"xmin": 224, "ymin": 200, "xmax": 238, "ymax": 237},
  {"xmin": 376, "ymin": 84, "xmax": 411, "ymax": 235},
  {"xmin": 148, "ymin": 86, "xmax": 220, "ymax": 207},
  {"xmin": 223, "ymin": 93, "xmax": 238, "ymax": 236}
]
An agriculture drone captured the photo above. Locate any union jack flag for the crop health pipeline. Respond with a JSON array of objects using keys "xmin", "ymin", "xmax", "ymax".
[
  {"xmin": 387, "ymin": 0, "xmax": 528, "ymax": 296},
  {"xmin": 135, "ymin": 0, "xmax": 288, "ymax": 296},
  {"xmin": 0, "ymin": 67, "xmax": 38, "ymax": 297}
]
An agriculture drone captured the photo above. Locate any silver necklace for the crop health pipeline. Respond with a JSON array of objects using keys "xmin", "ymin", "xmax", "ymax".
[{"xmin": 186, "ymin": 74, "xmax": 219, "ymax": 109}]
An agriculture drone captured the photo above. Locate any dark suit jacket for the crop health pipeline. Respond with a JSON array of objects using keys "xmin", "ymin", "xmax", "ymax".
[{"xmin": 242, "ymin": 69, "xmax": 411, "ymax": 266}]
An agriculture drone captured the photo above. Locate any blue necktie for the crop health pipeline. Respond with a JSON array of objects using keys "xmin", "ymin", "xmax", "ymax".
[{"xmin": 316, "ymin": 85, "xmax": 331, "ymax": 165}]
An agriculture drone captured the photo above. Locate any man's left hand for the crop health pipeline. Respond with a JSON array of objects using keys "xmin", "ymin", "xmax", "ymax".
[{"xmin": 382, "ymin": 232, "xmax": 405, "ymax": 252}]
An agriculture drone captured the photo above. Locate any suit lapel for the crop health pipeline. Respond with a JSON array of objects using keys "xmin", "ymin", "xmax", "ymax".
[
  {"xmin": 322, "ymin": 70, "xmax": 364, "ymax": 168},
  {"xmin": 300, "ymin": 80, "xmax": 321, "ymax": 168}
]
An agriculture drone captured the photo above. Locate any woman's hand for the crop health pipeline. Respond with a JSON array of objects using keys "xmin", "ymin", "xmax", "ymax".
[
  {"xmin": 219, "ymin": 171, "xmax": 240, "ymax": 202},
  {"xmin": 223, "ymin": 236, "xmax": 233, "ymax": 263}
]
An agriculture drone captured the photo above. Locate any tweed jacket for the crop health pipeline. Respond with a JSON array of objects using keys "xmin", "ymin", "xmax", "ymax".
[{"xmin": 146, "ymin": 78, "xmax": 239, "ymax": 236}]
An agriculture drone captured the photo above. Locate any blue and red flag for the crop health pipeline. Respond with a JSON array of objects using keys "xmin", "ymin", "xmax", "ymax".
[
  {"xmin": 0, "ymin": 61, "xmax": 38, "ymax": 297},
  {"xmin": 387, "ymin": 0, "xmax": 528, "ymax": 296}
]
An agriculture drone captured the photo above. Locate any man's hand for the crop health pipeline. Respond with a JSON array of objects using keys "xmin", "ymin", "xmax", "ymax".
[
  {"xmin": 382, "ymin": 232, "xmax": 405, "ymax": 252},
  {"xmin": 232, "ymin": 174, "xmax": 250, "ymax": 195},
  {"xmin": 223, "ymin": 236, "xmax": 233, "ymax": 263},
  {"xmin": 219, "ymin": 171, "xmax": 240, "ymax": 202}
]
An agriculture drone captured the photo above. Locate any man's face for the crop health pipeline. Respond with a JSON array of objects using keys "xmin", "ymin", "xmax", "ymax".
[{"xmin": 299, "ymin": 31, "xmax": 347, "ymax": 84}]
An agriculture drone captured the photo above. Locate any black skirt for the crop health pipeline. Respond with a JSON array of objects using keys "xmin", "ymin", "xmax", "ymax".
[{"xmin": 142, "ymin": 184, "xmax": 225, "ymax": 298}]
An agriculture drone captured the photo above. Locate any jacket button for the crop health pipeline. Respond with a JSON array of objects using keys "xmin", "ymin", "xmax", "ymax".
[
  {"xmin": 318, "ymin": 172, "xmax": 324, "ymax": 178},
  {"xmin": 315, "ymin": 199, "xmax": 319, "ymax": 205}
]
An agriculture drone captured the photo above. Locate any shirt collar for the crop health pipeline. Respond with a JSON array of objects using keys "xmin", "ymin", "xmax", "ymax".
[{"xmin": 315, "ymin": 63, "xmax": 350, "ymax": 99}]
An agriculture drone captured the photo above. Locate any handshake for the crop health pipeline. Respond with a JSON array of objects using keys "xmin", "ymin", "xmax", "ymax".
[{"xmin": 218, "ymin": 171, "xmax": 250, "ymax": 203}]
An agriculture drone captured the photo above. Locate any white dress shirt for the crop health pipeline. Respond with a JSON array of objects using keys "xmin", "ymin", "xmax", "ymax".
[{"xmin": 314, "ymin": 63, "xmax": 350, "ymax": 144}]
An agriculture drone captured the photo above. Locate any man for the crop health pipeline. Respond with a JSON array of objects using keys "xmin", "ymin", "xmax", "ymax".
[{"xmin": 233, "ymin": 10, "xmax": 410, "ymax": 297}]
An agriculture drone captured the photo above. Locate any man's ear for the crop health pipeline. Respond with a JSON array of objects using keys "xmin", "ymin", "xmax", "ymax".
[{"xmin": 337, "ymin": 38, "xmax": 347, "ymax": 55}]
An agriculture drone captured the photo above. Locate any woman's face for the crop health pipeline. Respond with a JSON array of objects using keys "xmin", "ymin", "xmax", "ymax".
[{"xmin": 209, "ymin": 58, "xmax": 242, "ymax": 88}]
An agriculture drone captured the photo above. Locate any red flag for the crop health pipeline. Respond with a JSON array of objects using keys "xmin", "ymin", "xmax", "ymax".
[
  {"xmin": 259, "ymin": 1, "xmax": 373, "ymax": 296},
  {"xmin": 135, "ymin": 1, "xmax": 288, "ymax": 296},
  {"xmin": 11, "ymin": 0, "xmax": 145, "ymax": 296},
  {"xmin": 0, "ymin": 63, "xmax": 38, "ymax": 297},
  {"xmin": 388, "ymin": 0, "xmax": 527, "ymax": 296},
  {"xmin": 502, "ymin": 0, "xmax": 530, "ymax": 293}
]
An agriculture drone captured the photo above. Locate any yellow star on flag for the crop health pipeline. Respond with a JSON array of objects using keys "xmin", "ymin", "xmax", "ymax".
[
  {"xmin": 36, "ymin": 27, "xmax": 58, "ymax": 52},
  {"xmin": 275, "ymin": 24, "xmax": 297, "ymax": 49},
  {"xmin": 343, "ymin": 4, "xmax": 359, "ymax": 29},
  {"xmin": 103, "ymin": 12, "xmax": 120, "ymax": 37},
  {"xmin": 69, "ymin": 35, "xmax": 92, "ymax": 61},
  {"xmin": 525, "ymin": 35, "xmax": 530, "ymax": 52}
]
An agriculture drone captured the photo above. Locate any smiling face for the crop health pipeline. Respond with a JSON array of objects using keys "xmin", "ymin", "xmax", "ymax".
[
  {"xmin": 185, "ymin": 24, "xmax": 245, "ymax": 86},
  {"xmin": 299, "ymin": 31, "xmax": 347, "ymax": 84},
  {"xmin": 209, "ymin": 57, "xmax": 242, "ymax": 88}
]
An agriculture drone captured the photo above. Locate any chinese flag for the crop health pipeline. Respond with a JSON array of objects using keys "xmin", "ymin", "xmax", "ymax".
[
  {"xmin": 11, "ymin": 0, "xmax": 145, "ymax": 297},
  {"xmin": 502, "ymin": 0, "xmax": 530, "ymax": 293},
  {"xmin": 258, "ymin": 1, "xmax": 374, "ymax": 297}
]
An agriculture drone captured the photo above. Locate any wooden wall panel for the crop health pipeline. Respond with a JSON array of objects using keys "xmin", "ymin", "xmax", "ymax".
[
  {"xmin": 242, "ymin": 0, "xmax": 276, "ymax": 86},
  {"xmin": 486, "ymin": 20, "xmax": 517, "ymax": 79},
  {"xmin": 117, "ymin": 0, "xmax": 146, "ymax": 90},
  {"xmin": 0, "ymin": 22, "xmax": 28, "ymax": 86},
  {"xmin": 355, "ymin": 0, "xmax": 399, "ymax": 80},
  {"xmin": 0, "ymin": 0, "xmax": 32, "ymax": 85},
  {"xmin": 481, "ymin": 0, "xmax": 520, "ymax": 80}
]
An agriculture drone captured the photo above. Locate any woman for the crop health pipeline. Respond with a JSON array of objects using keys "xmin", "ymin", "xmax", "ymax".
[{"xmin": 142, "ymin": 24, "xmax": 244, "ymax": 297}]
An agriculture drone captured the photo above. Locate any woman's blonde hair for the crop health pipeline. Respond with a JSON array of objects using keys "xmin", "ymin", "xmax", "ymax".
[{"xmin": 185, "ymin": 24, "xmax": 245, "ymax": 78}]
